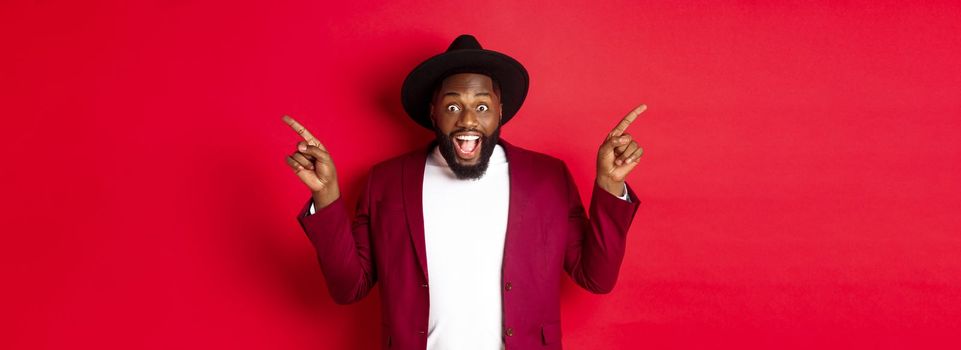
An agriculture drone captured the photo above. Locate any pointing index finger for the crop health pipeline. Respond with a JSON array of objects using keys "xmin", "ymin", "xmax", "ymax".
[
  {"xmin": 283, "ymin": 115, "xmax": 325, "ymax": 149},
  {"xmin": 610, "ymin": 104, "xmax": 647, "ymax": 137}
]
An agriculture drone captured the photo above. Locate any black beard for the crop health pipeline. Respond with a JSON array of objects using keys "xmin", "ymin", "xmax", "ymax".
[{"xmin": 434, "ymin": 126, "xmax": 500, "ymax": 180}]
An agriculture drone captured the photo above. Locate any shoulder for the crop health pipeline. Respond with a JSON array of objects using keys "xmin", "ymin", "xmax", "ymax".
[
  {"xmin": 369, "ymin": 143, "xmax": 431, "ymax": 173},
  {"xmin": 362, "ymin": 143, "xmax": 431, "ymax": 189},
  {"xmin": 502, "ymin": 140, "xmax": 576, "ymax": 196},
  {"xmin": 502, "ymin": 140, "xmax": 579, "ymax": 205},
  {"xmin": 502, "ymin": 140, "xmax": 570, "ymax": 173}
]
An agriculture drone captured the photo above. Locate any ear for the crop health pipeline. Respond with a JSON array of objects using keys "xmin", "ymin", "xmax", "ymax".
[{"xmin": 429, "ymin": 104, "xmax": 436, "ymax": 126}]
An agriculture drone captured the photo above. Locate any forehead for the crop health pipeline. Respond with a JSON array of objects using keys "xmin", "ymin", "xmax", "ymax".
[{"xmin": 438, "ymin": 73, "xmax": 495, "ymax": 93}]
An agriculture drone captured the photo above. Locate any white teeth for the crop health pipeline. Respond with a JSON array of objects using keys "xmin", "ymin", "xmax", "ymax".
[{"xmin": 455, "ymin": 135, "xmax": 480, "ymax": 141}]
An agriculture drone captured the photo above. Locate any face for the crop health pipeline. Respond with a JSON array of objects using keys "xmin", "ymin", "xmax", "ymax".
[{"xmin": 430, "ymin": 73, "xmax": 503, "ymax": 179}]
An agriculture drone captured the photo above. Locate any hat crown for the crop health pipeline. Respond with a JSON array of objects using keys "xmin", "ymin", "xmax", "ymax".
[
  {"xmin": 447, "ymin": 34, "xmax": 483, "ymax": 52},
  {"xmin": 402, "ymin": 34, "xmax": 528, "ymax": 129}
]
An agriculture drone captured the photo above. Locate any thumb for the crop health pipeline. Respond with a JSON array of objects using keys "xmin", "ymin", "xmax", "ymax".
[
  {"xmin": 287, "ymin": 156, "xmax": 323, "ymax": 190},
  {"xmin": 611, "ymin": 157, "xmax": 640, "ymax": 179}
]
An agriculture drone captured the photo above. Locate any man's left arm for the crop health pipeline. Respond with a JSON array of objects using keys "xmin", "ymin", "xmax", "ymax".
[
  {"xmin": 563, "ymin": 170, "xmax": 640, "ymax": 294},
  {"xmin": 563, "ymin": 104, "xmax": 647, "ymax": 293}
]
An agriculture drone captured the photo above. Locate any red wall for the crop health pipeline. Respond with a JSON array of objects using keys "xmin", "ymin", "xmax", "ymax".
[{"xmin": 3, "ymin": 1, "xmax": 960, "ymax": 349}]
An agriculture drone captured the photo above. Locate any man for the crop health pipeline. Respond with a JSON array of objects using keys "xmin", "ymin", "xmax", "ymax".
[{"xmin": 283, "ymin": 35, "xmax": 646, "ymax": 350}]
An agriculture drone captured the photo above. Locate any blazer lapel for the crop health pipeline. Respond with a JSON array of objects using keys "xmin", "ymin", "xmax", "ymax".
[
  {"xmin": 403, "ymin": 144, "xmax": 431, "ymax": 282},
  {"xmin": 501, "ymin": 140, "xmax": 531, "ymax": 267}
]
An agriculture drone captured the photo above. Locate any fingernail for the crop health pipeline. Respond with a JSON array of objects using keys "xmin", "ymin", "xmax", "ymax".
[{"xmin": 298, "ymin": 144, "xmax": 307, "ymax": 152}]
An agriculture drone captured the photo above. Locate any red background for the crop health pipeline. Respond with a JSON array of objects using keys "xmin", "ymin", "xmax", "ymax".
[{"xmin": 2, "ymin": 1, "xmax": 960, "ymax": 349}]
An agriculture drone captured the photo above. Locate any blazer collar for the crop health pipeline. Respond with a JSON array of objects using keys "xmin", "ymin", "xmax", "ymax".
[{"xmin": 401, "ymin": 138, "xmax": 529, "ymax": 282}]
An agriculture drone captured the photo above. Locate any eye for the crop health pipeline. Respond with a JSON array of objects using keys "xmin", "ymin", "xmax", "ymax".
[
  {"xmin": 476, "ymin": 104, "xmax": 489, "ymax": 112},
  {"xmin": 446, "ymin": 104, "xmax": 460, "ymax": 112}
]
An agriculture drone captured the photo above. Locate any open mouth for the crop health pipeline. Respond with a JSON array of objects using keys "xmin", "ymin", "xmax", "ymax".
[{"xmin": 453, "ymin": 134, "xmax": 482, "ymax": 161}]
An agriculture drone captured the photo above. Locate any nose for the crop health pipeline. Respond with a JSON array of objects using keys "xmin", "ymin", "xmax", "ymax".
[{"xmin": 456, "ymin": 109, "xmax": 479, "ymax": 129}]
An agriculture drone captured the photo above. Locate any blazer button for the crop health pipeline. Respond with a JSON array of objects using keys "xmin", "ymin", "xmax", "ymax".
[
  {"xmin": 504, "ymin": 282, "xmax": 512, "ymax": 291},
  {"xmin": 421, "ymin": 283, "xmax": 428, "ymax": 288},
  {"xmin": 504, "ymin": 327, "xmax": 513, "ymax": 337}
]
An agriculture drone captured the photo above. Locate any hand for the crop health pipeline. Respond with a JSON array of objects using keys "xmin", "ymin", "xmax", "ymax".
[
  {"xmin": 596, "ymin": 104, "xmax": 647, "ymax": 197},
  {"xmin": 283, "ymin": 115, "xmax": 340, "ymax": 209}
]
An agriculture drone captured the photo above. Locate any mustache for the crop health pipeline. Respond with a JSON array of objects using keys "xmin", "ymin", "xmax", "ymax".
[{"xmin": 447, "ymin": 128, "xmax": 484, "ymax": 136}]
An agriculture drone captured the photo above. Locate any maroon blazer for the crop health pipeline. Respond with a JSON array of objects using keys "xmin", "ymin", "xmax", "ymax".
[{"xmin": 297, "ymin": 140, "xmax": 640, "ymax": 349}]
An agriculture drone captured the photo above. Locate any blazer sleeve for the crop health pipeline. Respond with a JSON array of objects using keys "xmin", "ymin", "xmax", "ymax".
[
  {"xmin": 562, "ymin": 165, "xmax": 641, "ymax": 294},
  {"xmin": 296, "ymin": 174, "xmax": 377, "ymax": 305}
]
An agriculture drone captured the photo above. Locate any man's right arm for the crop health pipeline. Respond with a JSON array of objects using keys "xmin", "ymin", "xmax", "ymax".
[
  {"xmin": 283, "ymin": 115, "xmax": 376, "ymax": 305},
  {"xmin": 297, "ymin": 176, "xmax": 377, "ymax": 305}
]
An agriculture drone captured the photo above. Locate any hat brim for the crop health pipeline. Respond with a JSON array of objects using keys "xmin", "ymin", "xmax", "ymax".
[{"xmin": 402, "ymin": 49, "xmax": 529, "ymax": 130}]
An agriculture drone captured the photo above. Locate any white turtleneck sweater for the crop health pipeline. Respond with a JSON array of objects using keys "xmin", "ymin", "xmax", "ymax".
[{"xmin": 422, "ymin": 145, "xmax": 511, "ymax": 350}]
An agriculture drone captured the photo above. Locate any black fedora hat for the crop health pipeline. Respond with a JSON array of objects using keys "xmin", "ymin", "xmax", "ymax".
[{"xmin": 401, "ymin": 34, "xmax": 529, "ymax": 130}]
